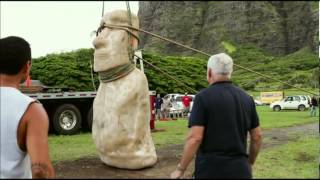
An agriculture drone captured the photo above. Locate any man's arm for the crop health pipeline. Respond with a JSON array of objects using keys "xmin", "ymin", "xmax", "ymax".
[
  {"xmin": 171, "ymin": 126, "xmax": 204, "ymax": 178},
  {"xmin": 25, "ymin": 103, "xmax": 55, "ymax": 178},
  {"xmin": 248, "ymin": 126, "xmax": 262, "ymax": 166}
]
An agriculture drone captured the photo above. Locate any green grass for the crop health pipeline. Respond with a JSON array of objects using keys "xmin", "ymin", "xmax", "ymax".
[
  {"xmin": 221, "ymin": 41, "xmax": 237, "ymax": 53},
  {"xmin": 257, "ymin": 106, "xmax": 318, "ymax": 129},
  {"xmin": 312, "ymin": 1, "xmax": 319, "ymax": 12},
  {"xmin": 49, "ymin": 106, "xmax": 318, "ymax": 163},
  {"xmin": 49, "ymin": 132, "xmax": 97, "ymax": 164},
  {"xmin": 49, "ymin": 120, "xmax": 189, "ymax": 163},
  {"xmin": 232, "ymin": 46, "xmax": 319, "ymax": 91},
  {"xmin": 152, "ymin": 120, "xmax": 189, "ymax": 148},
  {"xmin": 253, "ymin": 135, "xmax": 319, "ymax": 178}
]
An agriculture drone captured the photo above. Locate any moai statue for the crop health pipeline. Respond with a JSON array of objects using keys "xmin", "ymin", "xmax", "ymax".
[{"xmin": 92, "ymin": 10, "xmax": 157, "ymax": 169}]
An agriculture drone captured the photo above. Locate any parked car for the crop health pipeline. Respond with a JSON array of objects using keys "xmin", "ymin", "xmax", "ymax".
[
  {"xmin": 163, "ymin": 93, "xmax": 182, "ymax": 102},
  {"xmin": 270, "ymin": 95, "xmax": 311, "ymax": 111},
  {"xmin": 254, "ymin": 99, "xmax": 263, "ymax": 106}
]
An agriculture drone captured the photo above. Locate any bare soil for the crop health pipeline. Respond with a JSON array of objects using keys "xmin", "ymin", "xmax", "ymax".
[
  {"xmin": 261, "ymin": 122, "xmax": 318, "ymax": 149},
  {"xmin": 54, "ymin": 122, "xmax": 318, "ymax": 179}
]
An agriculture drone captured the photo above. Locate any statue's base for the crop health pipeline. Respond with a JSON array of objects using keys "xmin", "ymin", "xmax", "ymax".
[
  {"xmin": 151, "ymin": 128, "xmax": 166, "ymax": 133},
  {"xmin": 100, "ymin": 154, "xmax": 158, "ymax": 170},
  {"xmin": 158, "ymin": 118, "xmax": 178, "ymax": 121}
]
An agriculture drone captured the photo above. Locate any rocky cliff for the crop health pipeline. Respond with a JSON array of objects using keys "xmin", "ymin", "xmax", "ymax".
[{"xmin": 138, "ymin": 1, "xmax": 318, "ymax": 56}]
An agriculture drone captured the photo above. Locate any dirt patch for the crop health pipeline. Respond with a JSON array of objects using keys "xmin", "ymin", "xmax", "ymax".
[
  {"xmin": 54, "ymin": 123, "xmax": 317, "ymax": 178},
  {"xmin": 151, "ymin": 128, "xmax": 166, "ymax": 133},
  {"xmin": 261, "ymin": 122, "xmax": 318, "ymax": 149},
  {"xmin": 54, "ymin": 144, "xmax": 194, "ymax": 179},
  {"xmin": 294, "ymin": 152, "xmax": 315, "ymax": 162}
]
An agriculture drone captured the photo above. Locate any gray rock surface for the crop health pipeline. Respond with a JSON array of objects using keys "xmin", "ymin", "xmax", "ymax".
[{"xmin": 138, "ymin": 1, "xmax": 318, "ymax": 55}]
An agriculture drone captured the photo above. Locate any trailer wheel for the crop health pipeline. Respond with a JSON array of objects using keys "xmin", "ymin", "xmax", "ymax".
[
  {"xmin": 52, "ymin": 104, "xmax": 82, "ymax": 135},
  {"xmin": 87, "ymin": 106, "xmax": 93, "ymax": 131}
]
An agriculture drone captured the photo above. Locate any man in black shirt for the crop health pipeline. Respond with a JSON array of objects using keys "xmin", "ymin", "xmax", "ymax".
[
  {"xmin": 170, "ymin": 53, "xmax": 262, "ymax": 179},
  {"xmin": 155, "ymin": 94, "xmax": 163, "ymax": 120}
]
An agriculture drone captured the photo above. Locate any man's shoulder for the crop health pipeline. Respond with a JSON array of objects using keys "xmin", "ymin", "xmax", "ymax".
[
  {"xmin": 229, "ymin": 86, "xmax": 253, "ymax": 102},
  {"xmin": 194, "ymin": 87, "xmax": 212, "ymax": 102},
  {"xmin": 24, "ymin": 102, "xmax": 48, "ymax": 124},
  {"xmin": 231, "ymin": 85, "xmax": 249, "ymax": 94}
]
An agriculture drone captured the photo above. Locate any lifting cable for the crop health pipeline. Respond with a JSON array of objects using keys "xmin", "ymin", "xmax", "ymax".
[
  {"xmin": 127, "ymin": 5, "xmax": 195, "ymax": 93},
  {"xmin": 89, "ymin": 60, "xmax": 97, "ymax": 91},
  {"xmin": 88, "ymin": 1, "xmax": 106, "ymax": 91},
  {"xmin": 121, "ymin": 2, "xmax": 319, "ymax": 96},
  {"xmin": 126, "ymin": 1, "xmax": 135, "ymax": 62},
  {"xmin": 101, "ymin": 1, "xmax": 105, "ymax": 18},
  {"xmin": 134, "ymin": 55, "xmax": 198, "ymax": 94},
  {"xmin": 104, "ymin": 23, "xmax": 319, "ymax": 96},
  {"xmin": 93, "ymin": 2, "xmax": 318, "ymax": 96}
]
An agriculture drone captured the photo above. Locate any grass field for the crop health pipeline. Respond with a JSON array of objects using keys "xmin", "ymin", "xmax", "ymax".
[
  {"xmin": 254, "ymin": 135, "xmax": 319, "ymax": 178},
  {"xmin": 257, "ymin": 106, "xmax": 318, "ymax": 129},
  {"xmin": 49, "ymin": 106, "xmax": 318, "ymax": 163},
  {"xmin": 48, "ymin": 105, "xmax": 318, "ymax": 178}
]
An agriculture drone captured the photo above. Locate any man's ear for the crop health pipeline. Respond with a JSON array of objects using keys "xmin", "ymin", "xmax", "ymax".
[
  {"xmin": 26, "ymin": 61, "xmax": 32, "ymax": 74},
  {"xmin": 22, "ymin": 61, "xmax": 31, "ymax": 76},
  {"xmin": 208, "ymin": 69, "xmax": 212, "ymax": 78},
  {"xmin": 19, "ymin": 61, "xmax": 31, "ymax": 83}
]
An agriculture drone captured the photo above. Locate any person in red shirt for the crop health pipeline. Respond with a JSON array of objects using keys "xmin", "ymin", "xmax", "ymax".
[{"xmin": 182, "ymin": 93, "xmax": 191, "ymax": 116}]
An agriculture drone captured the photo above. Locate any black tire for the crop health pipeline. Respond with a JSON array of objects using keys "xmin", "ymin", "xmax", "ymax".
[
  {"xmin": 52, "ymin": 104, "xmax": 82, "ymax": 135},
  {"xmin": 87, "ymin": 106, "xmax": 93, "ymax": 131},
  {"xmin": 298, "ymin": 105, "xmax": 306, "ymax": 111},
  {"xmin": 273, "ymin": 105, "xmax": 281, "ymax": 112}
]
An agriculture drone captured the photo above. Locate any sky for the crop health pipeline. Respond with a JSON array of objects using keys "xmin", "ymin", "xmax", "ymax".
[{"xmin": 0, "ymin": 1, "xmax": 139, "ymax": 58}]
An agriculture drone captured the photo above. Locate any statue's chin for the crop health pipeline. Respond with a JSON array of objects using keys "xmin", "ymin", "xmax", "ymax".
[
  {"xmin": 93, "ymin": 47, "xmax": 131, "ymax": 72},
  {"xmin": 93, "ymin": 50, "xmax": 111, "ymax": 72}
]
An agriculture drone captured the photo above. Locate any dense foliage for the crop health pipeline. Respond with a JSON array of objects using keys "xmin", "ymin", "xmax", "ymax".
[
  {"xmin": 142, "ymin": 53, "xmax": 208, "ymax": 95},
  {"xmin": 30, "ymin": 45, "xmax": 318, "ymax": 94},
  {"xmin": 230, "ymin": 44, "xmax": 319, "ymax": 91},
  {"xmin": 31, "ymin": 48, "xmax": 99, "ymax": 91}
]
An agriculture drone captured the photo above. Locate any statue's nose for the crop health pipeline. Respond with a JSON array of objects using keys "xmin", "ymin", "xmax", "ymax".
[{"xmin": 93, "ymin": 36, "xmax": 106, "ymax": 49}]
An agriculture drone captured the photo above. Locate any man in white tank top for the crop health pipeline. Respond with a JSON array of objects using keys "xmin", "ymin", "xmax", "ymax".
[{"xmin": 0, "ymin": 36, "xmax": 55, "ymax": 178}]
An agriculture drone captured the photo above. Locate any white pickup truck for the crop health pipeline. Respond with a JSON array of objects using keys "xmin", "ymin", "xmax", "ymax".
[{"xmin": 270, "ymin": 95, "xmax": 311, "ymax": 111}]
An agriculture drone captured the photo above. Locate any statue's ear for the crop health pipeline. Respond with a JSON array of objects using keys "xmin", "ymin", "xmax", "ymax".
[{"xmin": 131, "ymin": 38, "xmax": 139, "ymax": 49}]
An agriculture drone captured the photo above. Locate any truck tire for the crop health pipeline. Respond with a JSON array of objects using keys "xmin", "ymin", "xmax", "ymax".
[
  {"xmin": 87, "ymin": 106, "xmax": 93, "ymax": 131},
  {"xmin": 273, "ymin": 105, "xmax": 281, "ymax": 112},
  {"xmin": 298, "ymin": 105, "xmax": 306, "ymax": 111},
  {"xmin": 52, "ymin": 104, "xmax": 82, "ymax": 135}
]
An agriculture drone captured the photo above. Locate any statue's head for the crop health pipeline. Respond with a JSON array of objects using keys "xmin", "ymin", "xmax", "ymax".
[{"xmin": 93, "ymin": 10, "xmax": 139, "ymax": 72}]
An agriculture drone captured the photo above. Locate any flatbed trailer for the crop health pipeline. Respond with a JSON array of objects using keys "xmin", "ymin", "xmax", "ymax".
[{"xmin": 24, "ymin": 90, "xmax": 156, "ymax": 135}]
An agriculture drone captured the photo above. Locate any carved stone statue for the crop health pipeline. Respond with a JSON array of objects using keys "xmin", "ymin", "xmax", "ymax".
[{"xmin": 91, "ymin": 10, "xmax": 157, "ymax": 169}]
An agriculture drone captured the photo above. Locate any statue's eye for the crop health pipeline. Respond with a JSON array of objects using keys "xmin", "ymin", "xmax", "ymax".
[{"xmin": 96, "ymin": 26, "xmax": 106, "ymax": 37}]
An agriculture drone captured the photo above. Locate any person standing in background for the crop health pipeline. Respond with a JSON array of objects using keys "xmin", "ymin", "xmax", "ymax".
[
  {"xmin": 182, "ymin": 93, "xmax": 191, "ymax": 117},
  {"xmin": 155, "ymin": 94, "xmax": 163, "ymax": 120},
  {"xmin": 310, "ymin": 96, "xmax": 318, "ymax": 117},
  {"xmin": 162, "ymin": 95, "xmax": 172, "ymax": 120}
]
